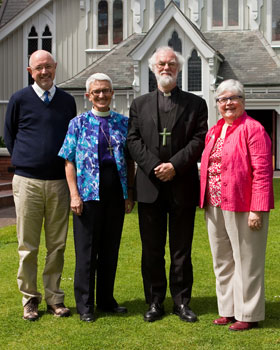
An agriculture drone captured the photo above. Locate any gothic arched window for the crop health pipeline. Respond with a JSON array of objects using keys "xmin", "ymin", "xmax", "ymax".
[
  {"xmin": 28, "ymin": 26, "xmax": 38, "ymax": 85},
  {"xmin": 155, "ymin": 0, "xmax": 165, "ymax": 20},
  {"xmin": 113, "ymin": 0, "xmax": 123, "ymax": 44},
  {"xmin": 188, "ymin": 49, "xmax": 201, "ymax": 91},
  {"xmin": 98, "ymin": 1, "xmax": 108, "ymax": 45},
  {"xmin": 168, "ymin": 31, "xmax": 182, "ymax": 89},
  {"xmin": 42, "ymin": 25, "xmax": 52, "ymax": 52}
]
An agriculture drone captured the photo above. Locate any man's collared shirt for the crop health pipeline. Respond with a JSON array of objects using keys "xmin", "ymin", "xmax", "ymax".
[{"xmin": 32, "ymin": 82, "xmax": 56, "ymax": 102}]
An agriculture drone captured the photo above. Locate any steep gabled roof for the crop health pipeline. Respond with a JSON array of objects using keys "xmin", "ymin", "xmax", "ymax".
[
  {"xmin": 0, "ymin": 0, "xmax": 36, "ymax": 28},
  {"xmin": 204, "ymin": 31, "xmax": 280, "ymax": 86},
  {"xmin": 58, "ymin": 33, "xmax": 145, "ymax": 90}
]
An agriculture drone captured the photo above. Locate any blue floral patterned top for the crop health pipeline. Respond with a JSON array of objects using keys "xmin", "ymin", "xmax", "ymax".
[{"xmin": 58, "ymin": 109, "xmax": 129, "ymax": 201}]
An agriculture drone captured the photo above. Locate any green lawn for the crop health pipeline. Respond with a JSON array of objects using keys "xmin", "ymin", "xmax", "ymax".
[{"xmin": 0, "ymin": 180, "xmax": 279, "ymax": 350}]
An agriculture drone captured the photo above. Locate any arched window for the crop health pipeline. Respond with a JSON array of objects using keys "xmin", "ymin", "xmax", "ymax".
[
  {"xmin": 168, "ymin": 31, "xmax": 182, "ymax": 89},
  {"xmin": 28, "ymin": 27, "xmax": 38, "ymax": 85},
  {"xmin": 149, "ymin": 31, "xmax": 183, "ymax": 92},
  {"xmin": 155, "ymin": 0, "xmax": 165, "ymax": 20},
  {"xmin": 113, "ymin": 0, "xmax": 123, "ymax": 44},
  {"xmin": 42, "ymin": 25, "xmax": 52, "ymax": 52},
  {"xmin": 98, "ymin": 1, "xmax": 108, "ymax": 45},
  {"xmin": 188, "ymin": 50, "xmax": 201, "ymax": 91}
]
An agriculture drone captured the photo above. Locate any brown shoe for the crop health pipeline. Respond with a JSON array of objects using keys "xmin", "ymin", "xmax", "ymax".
[
  {"xmin": 47, "ymin": 303, "xmax": 70, "ymax": 317},
  {"xmin": 23, "ymin": 298, "xmax": 39, "ymax": 321}
]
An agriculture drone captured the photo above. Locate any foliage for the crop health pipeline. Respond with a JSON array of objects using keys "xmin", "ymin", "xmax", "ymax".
[{"xmin": 0, "ymin": 179, "xmax": 279, "ymax": 350}]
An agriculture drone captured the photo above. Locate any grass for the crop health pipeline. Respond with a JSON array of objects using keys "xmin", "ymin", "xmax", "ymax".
[{"xmin": 0, "ymin": 179, "xmax": 279, "ymax": 350}]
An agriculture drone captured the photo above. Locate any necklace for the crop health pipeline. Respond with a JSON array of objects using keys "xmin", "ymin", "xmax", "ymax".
[
  {"xmin": 159, "ymin": 92, "xmax": 177, "ymax": 146},
  {"xmin": 91, "ymin": 109, "xmax": 114, "ymax": 156},
  {"xmin": 99, "ymin": 123, "xmax": 114, "ymax": 156}
]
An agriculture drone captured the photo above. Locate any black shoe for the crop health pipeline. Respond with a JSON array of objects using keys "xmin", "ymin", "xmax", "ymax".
[
  {"xmin": 80, "ymin": 313, "xmax": 94, "ymax": 322},
  {"xmin": 97, "ymin": 305, "xmax": 127, "ymax": 314},
  {"xmin": 144, "ymin": 303, "xmax": 164, "ymax": 322},
  {"xmin": 173, "ymin": 304, "xmax": 197, "ymax": 322}
]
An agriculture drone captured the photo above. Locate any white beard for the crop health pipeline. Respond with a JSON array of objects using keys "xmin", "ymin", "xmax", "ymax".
[{"xmin": 156, "ymin": 73, "xmax": 177, "ymax": 88}]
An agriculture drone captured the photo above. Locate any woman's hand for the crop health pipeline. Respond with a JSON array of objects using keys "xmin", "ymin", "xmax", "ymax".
[
  {"xmin": 71, "ymin": 194, "xmax": 83, "ymax": 216},
  {"xmin": 125, "ymin": 198, "xmax": 134, "ymax": 214},
  {"xmin": 248, "ymin": 211, "xmax": 262, "ymax": 230}
]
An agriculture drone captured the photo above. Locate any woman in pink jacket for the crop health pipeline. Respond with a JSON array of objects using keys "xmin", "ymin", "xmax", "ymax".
[{"xmin": 200, "ymin": 79, "xmax": 274, "ymax": 331}]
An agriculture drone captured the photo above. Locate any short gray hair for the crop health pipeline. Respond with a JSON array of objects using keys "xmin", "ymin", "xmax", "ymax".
[
  {"xmin": 86, "ymin": 73, "xmax": 113, "ymax": 92},
  {"xmin": 215, "ymin": 79, "xmax": 245, "ymax": 100},
  {"xmin": 148, "ymin": 46, "xmax": 185, "ymax": 73}
]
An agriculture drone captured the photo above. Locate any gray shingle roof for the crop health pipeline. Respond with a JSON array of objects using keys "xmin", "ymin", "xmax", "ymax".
[
  {"xmin": 0, "ymin": 0, "xmax": 36, "ymax": 28},
  {"xmin": 58, "ymin": 33, "xmax": 145, "ymax": 90},
  {"xmin": 204, "ymin": 31, "xmax": 280, "ymax": 86}
]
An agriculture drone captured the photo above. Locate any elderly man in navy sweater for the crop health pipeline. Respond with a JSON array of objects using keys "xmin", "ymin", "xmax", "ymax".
[{"xmin": 4, "ymin": 50, "xmax": 77, "ymax": 321}]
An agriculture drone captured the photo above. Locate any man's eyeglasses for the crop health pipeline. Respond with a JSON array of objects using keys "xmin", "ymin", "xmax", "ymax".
[
  {"xmin": 31, "ymin": 65, "xmax": 55, "ymax": 72},
  {"xmin": 216, "ymin": 96, "xmax": 243, "ymax": 104},
  {"xmin": 90, "ymin": 89, "xmax": 112, "ymax": 96}
]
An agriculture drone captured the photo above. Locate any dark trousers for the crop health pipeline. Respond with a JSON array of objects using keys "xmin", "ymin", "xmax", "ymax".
[
  {"xmin": 73, "ymin": 164, "xmax": 125, "ymax": 315},
  {"xmin": 138, "ymin": 184, "xmax": 196, "ymax": 306}
]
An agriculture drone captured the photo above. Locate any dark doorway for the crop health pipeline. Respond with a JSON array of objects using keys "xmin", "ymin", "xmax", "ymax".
[{"xmin": 246, "ymin": 109, "xmax": 277, "ymax": 170}]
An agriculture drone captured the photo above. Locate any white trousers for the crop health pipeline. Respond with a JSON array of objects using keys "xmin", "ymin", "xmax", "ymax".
[
  {"xmin": 205, "ymin": 206, "xmax": 269, "ymax": 322},
  {"xmin": 13, "ymin": 175, "xmax": 70, "ymax": 306}
]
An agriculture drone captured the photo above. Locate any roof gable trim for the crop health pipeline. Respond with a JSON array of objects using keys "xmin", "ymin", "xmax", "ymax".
[{"xmin": 0, "ymin": 0, "xmax": 51, "ymax": 41}]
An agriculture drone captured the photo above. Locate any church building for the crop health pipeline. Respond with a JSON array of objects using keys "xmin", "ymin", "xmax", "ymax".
[{"xmin": 1, "ymin": 0, "xmax": 280, "ymax": 168}]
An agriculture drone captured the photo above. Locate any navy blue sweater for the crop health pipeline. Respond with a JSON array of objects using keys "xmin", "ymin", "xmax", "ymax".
[{"xmin": 4, "ymin": 86, "xmax": 77, "ymax": 180}]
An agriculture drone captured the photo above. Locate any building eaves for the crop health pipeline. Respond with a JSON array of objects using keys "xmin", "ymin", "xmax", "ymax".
[
  {"xmin": 0, "ymin": 0, "xmax": 36, "ymax": 28},
  {"xmin": 58, "ymin": 33, "xmax": 145, "ymax": 91},
  {"xmin": 204, "ymin": 30, "xmax": 280, "ymax": 86}
]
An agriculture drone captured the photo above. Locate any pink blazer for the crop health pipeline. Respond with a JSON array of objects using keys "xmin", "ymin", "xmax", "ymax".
[{"xmin": 200, "ymin": 112, "xmax": 274, "ymax": 212}]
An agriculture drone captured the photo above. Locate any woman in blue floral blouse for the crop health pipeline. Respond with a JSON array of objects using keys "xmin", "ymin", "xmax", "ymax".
[{"xmin": 59, "ymin": 73, "xmax": 134, "ymax": 322}]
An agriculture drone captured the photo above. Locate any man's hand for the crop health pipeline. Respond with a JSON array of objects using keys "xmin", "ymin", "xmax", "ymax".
[
  {"xmin": 154, "ymin": 162, "xmax": 176, "ymax": 182},
  {"xmin": 71, "ymin": 195, "xmax": 83, "ymax": 216},
  {"xmin": 248, "ymin": 211, "xmax": 262, "ymax": 230}
]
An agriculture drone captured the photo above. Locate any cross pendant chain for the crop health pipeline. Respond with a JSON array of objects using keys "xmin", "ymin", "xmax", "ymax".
[
  {"xmin": 159, "ymin": 127, "xmax": 171, "ymax": 146},
  {"xmin": 100, "ymin": 124, "xmax": 114, "ymax": 156}
]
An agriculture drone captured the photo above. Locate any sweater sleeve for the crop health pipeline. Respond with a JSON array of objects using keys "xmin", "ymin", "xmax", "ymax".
[{"xmin": 4, "ymin": 94, "xmax": 18, "ymax": 155}]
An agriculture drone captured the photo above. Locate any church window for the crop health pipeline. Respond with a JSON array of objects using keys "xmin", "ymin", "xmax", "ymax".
[
  {"xmin": 212, "ymin": 0, "xmax": 239, "ymax": 28},
  {"xmin": 155, "ymin": 0, "xmax": 165, "ymax": 20},
  {"xmin": 149, "ymin": 31, "xmax": 183, "ymax": 92},
  {"xmin": 42, "ymin": 25, "xmax": 52, "ymax": 53},
  {"xmin": 188, "ymin": 50, "xmax": 201, "ymax": 92},
  {"xmin": 113, "ymin": 0, "xmax": 123, "ymax": 44},
  {"xmin": 272, "ymin": 0, "xmax": 280, "ymax": 41},
  {"xmin": 98, "ymin": 1, "xmax": 108, "ymax": 45},
  {"xmin": 27, "ymin": 25, "xmax": 52, "ymax": 85}
]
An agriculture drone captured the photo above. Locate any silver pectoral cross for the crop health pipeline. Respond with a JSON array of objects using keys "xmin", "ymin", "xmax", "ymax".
[{"xmin": 159, "ymin": 127, "xmax": 171, "ymax": 146}]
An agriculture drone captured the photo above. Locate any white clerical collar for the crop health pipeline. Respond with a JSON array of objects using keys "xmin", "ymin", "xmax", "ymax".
[
  {"xmin": 91, "ymin": 108, "xmax": 110, "ymax": 117},
  {"xmin": 163, "ymin": 92, "xmax": 171, "ymax": 97},
  {"xmin": 33, "ymin": 82, "xmax": 56, "ymax": 100}
]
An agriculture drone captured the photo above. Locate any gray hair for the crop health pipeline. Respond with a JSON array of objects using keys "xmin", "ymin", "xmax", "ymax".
[
  {"xmin": 148, "ymin": 46, "xmax": 185, "ymax": 73},
  {"xmin": 86, "ymin": 73, "xmax": 113, "ymax": 92},
  {"xmin": 215, "ymin": 79, "xmax": 245, "ymax": 100}
]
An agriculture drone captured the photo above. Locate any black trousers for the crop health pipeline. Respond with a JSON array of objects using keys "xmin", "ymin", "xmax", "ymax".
[
  {"xmin": 73, "ymin": 164, "xmax": 125, "ymax": 315},
  {"xmin": 138, "ymin": 184, "xmax": 196, "ymax": 306}
]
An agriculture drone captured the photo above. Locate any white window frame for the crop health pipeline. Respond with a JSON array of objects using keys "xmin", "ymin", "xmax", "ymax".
[
  {"xmin": 93, "ymin": 0, "xmax": 127, "ymax": 49},
  {"xmin": 268, "ymin": 0, "xmax": 280, "ymax": 47},
  {"xmin": 207, "ymin": 0, "xmax": 243, "ymax": 30}
]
